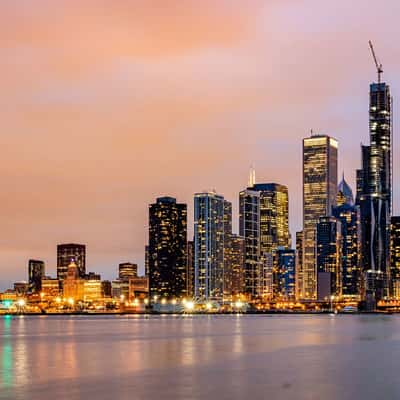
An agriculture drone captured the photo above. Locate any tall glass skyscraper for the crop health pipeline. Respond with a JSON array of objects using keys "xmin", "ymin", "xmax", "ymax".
[
  {"xmin": 250, "ymin": 183, "xmax": 290, "ymax": 253},
  {"xmin": 332, "ymin": 177, "xmax": 361, "ymax": 298},
  {"xmin": 239, "ymin": 189, "xmax": 261, "ymax": 299},
  {"xmin": 57, "ymin": 243, "xmax": 86, "ymax": 282},
  {"xmin": 194, "ymin": 192, "xmax": 225, "ymax": 301},
  {"xmin": 28, "ymin": 259, "xmax": 45, "ymax": 293},
  {"xmin": 148, "ymin": 197, "xmax": 187, "ymax": 300},
  {"xmin": 302, "ymin": 135, "xmax": 338, "ymax": 299},
  {"xmin": 357, "ymin": 81, "xmax": 392, "ymax": 301}
]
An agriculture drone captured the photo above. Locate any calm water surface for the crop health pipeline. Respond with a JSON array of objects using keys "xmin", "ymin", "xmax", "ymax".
[{"xmin": 1, "ymin": 314, "xmax": 400, "ymax": 400}]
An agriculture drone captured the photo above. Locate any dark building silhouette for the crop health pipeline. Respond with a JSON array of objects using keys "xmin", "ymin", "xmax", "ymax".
[
  {"xmin": 390, "ymin": 216, "xmax": 400, "ymax": 297},
  {"xmin": 274, "ymin": 248, "xmax": 296, "ymax": 300},
  {"xmin": 148, "ymin": 197, "xmax": 187, "ymax": 300},
  {"xmin": 316, "ymin": 216, "xmax": 342, "ymax": 300},
  {"xmin": 57, "ymin": 243, "xmax": 86, "ymax": 281},
  {"xmin": 28, "ymin": 259, "xmax": 45, "ymax": 293}
]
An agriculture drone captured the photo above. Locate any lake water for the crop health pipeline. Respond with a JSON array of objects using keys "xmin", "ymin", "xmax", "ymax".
[{"xmin": 1, "ymin": 314, "xmax": 400, "ymax": 400}]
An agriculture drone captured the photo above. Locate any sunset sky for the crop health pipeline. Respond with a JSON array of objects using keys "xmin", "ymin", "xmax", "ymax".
[{"xmin": 1, "ymin": 1, "xmax": 400, "ymax": 289}]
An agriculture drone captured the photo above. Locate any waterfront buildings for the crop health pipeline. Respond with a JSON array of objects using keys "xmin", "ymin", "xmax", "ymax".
[
  {"xmin": 390, "ymin": 216, "xmax": 400, "ymax": 298},
  {"xmin": 316, "ymin": 216, "xmax": 342, "ymax": 300},
  {"xmin": 332, "ymin": 178, "xmax": 361, "ymax": 298},
  {"xmin": 194, "ymin": 192, "xmax": 225, "ymax": 301},
  {"xmin": 148, "ymin": 197, "xmax": 187, "ymax": 300},
  {"xmin": 356, "ymin": 81, "xmax": 392, "ymax": 301},
  {"xmin": 186, "ymin": 240, "xmax": 195, "ymax": 298},
  {"xmin": 274, "ymin": 248, "xmax": 296, "ymax": 300},
  {"xmin": 119, "ymin": 263, "xmax": 138, "ymax": 280},
  {"xmin": 251, "ymin": 183, "xmax": 290, "ymax": 253},
  {"xmin": 302, "ymin": 134, "xmax": 338, "ymax": 299},
  {"xmin": 295, "ymin": 231, "xmax": 303, "ymax": 300},
  {"xmin": 239, "ymin": 188, "xmax": 261, "ymax": 298},
  {"xmin": 63, "ymin": 260, "xmax": 84, "ymax": 301},
  {"xmin": 28, "ymin": 259, "xmax": 45, "ymax": 293},
  {"xmin": 57, "ymin": 243, "xmax": 86, "ymax": 281}
]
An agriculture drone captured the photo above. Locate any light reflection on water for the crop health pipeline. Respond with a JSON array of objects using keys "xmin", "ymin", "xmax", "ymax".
[{"xmin": 1, "ymin": 314, "xmax": 400, "ymax": 400}]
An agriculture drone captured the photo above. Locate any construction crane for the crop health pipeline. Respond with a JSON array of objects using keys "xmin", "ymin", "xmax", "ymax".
[{"xmin": 368, "ymin": 40, "xmax": 383, "ymax": 83}]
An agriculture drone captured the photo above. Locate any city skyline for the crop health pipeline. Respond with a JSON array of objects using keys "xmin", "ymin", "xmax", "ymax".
[{"xmin": 2, "ymin": 2, "xmax": 400, "ymax": 290}]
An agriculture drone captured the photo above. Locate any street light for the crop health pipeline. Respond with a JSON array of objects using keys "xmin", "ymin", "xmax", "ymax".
[{"xmin": 185, "ymin": 301, "xmax": 194, "ymax": 311}]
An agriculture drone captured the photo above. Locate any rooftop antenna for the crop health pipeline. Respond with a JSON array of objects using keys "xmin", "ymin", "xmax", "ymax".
[
  {"xmin": 368, "ymin": 40, "xmax": 383, "ymax": 84},
  {"xmin": 248, "ymin": 164, "xmax": 256, "ymax": 187}
]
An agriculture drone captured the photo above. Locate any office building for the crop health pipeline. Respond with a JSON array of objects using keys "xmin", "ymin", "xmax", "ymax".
[
  {"xmin": 194, "ymin": 192, "xmax": 224, "ymax": 301},
  {"xmin": 186, "ymin": 240, "xmax": 195, "ymax": 298},
  {"xmin": 390, "ymin": 216, "xmax": 400, "ymax": 298},
  {"xmin": 303, "ymin": 134, "xmax": 338, "ymax": 299},
  {"xmin": 251, "ymin": 183, "xmax": 290, "ymax": 253},
  {"xmin": 239, "ymin": 188, "xmax": 261, "ymax": 298},
  {"xmin": 119, "ymin": 263, "xmax": 138, "ymax": 281},
  {"xmin": 63, "ymin": 260, "xmax": 85, "ymax": 301},
  {"xmin": 57, "ymin": 243, "xmax": 86, "ymax": 281},
  {"xmin": 28, "ymin": 259, "xmax": 45, "ymax": 293},
  {"xmin": 295, "ymin": 231, "xmax": 303, "ymax": 300},
  {"xmin": 316, "ymin": 216, "xmax": 342, "ymax": 300},
  {"xmin": 274, "ymin": 248, "xmax": 296, "ymax": 300},
  {"xmin": 357, "ymin": 80, "xmax": 392, "ymax": 301},
  {"xmin": 332, "ymin": 177, "xmax": 361, "ymax": 297},
  {"xmin": 148, "ymin": 197, "xmax": 187, "ymax": 300}
]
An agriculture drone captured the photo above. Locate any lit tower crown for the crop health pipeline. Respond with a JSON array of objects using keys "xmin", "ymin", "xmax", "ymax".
[{"xmin": 337, "ymin": 173, "xmax": 354, "ymax": 206}]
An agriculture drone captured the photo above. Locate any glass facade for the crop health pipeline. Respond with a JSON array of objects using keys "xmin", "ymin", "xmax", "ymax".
[
  {"xmin": 302, "ymin": 135, "xmax": 338, "ymax": 299},
  {"xmin": 194, "ymin": 192, "xmax": 224, "ymax": 301},
  {"xmin": 57, "ymin": 243, "xmax": 86, "ymax": 281},
  {"xmin": 316, "ymin": 216, "xmax": 342, "ymax": 299},
  {"xmin": 148, "ymin": 197, "xmax": 187, "ymax": 299},
  {"xmin": 239, "ymin": 189, "xmax": 261, "ymax": 299},
  {"xmin": 357, "ymin": 82, "xmax": 392, "ymax": 300},
  {"xmin": 28, "ymin": 259, "xmax": 45, "ymax": 293}
]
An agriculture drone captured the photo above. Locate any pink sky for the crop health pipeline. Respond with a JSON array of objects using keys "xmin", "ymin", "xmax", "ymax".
[{"xmin": 1, "ymin": 1, "xmax": 400, "ymax": 288}]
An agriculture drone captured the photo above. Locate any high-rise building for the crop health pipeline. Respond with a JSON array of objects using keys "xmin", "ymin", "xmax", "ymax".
[
  {"xmin": 357, "ymin": 81, "xmax": 392, "ymax": 301},
  {"xmin": 230, "ymin": 234, "xmax": 245, "ymax": 299},
  {"xmin": 223, "ymin": 200, "xmax": 233, "ymax": 299},
  {"xmin": 316, "ymin": 216, "xmax": 342, "ymax": 300},
  {"xmin": 303, "ymin": 134, "xmax": 338, "ymax": 299},
  {"xmin": 186, "ymin": 240, "xmax": 195, "ymax": 298},
  {"xmin": 250, "ymin": 183, "xmax": 290, "ymax": 253},
  {"xmin": 332, "ymin": 177, "xmax": 361, "ymax": 298},
  {"xmin": 118, "ymin": 263, "xmax": 138, "ymax": 281},
  {"xmin": 295, "ymin": 231, "xmax": 303, "ymax": 300},
  {"xmin": 194, "ymin": 192, "xmax": 225, "ymax": 301},
  {"xmin": 390, "ymin": 216, "xmax": 400, "ymax": 298},
  {"xmin": 63, "ymin": 260, "xmax": 85, "ymax": 301},
  {"xmin": 239, "ymin": 189, "xmax": 261, "ymax": 299},
  {"xmin": 57, "ymin": 244, "xmax": 86, "ymax": 281},
  {"xmin": 274, "ymin": 248, "xmax": 296, "ymax": 300},
  {"xmin": 28, "ymin": 259, "xmax": 45, "ymax": 293},
  {"xmin": 148, "ymin": 197, "xmax": 187, "ymax": 300}
]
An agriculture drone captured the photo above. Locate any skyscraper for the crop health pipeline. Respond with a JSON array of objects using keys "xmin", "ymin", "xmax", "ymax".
[
  {"xmin": 239, "ymin": 189, "xmax": 261, "ymax": 299},
  {"xmin": 251, "ymin": 183, "xmax": 290, "ymax": 253},
  {"xmin": 295, "ymin": 231, "xmax": 303, "ymax": 300},
  {"xmin": 302, "ymin": 134, "xmax": 338, "ymax": 299},
  {"xmin": 57, "ymin": 243, "xmax": 86, "ymax": 281},
  {"xmin": 357, "ymin": 81, "xmax": 392, "ymax": 301},
  {"xmin": 28, "ymin": 259, "xmax": 45, "ymax": 293},
  {"xmin": 194, "ymin": 192, "xmax": 225, "ymax": 301},
  {"xmin": 390, "ymin": 216, "xmax": 400, "ymax": 298},
  {"xmin": 316, "ymin": 216, "xmax": 342, "ymax": 300},
  {"xmin": 274, "ymin": 248, "xmax": 296, "ymax": 300},
  {"xmin": 230, "ymin": 234, "xmax": 245, "ymax": 299},
  {"xmin": 332, "ymin": 177, "xmax": 361, "ymax": 298},
  {"xmin": 148, "ymin": 197, "xmax": 187, "ymax": 300},
  {"xmin": 186, "ymin": 240, "xmax": 195, "ymax": 298}
]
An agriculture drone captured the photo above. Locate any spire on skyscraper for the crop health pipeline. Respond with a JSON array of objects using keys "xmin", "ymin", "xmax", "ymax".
[
  {"xmin": 248, "ymin": 165, "xmax": 256, "ymax": 188},
  {"xmin": 337, "ymin": 172, "xmax": 354, "ymax": 206}
]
